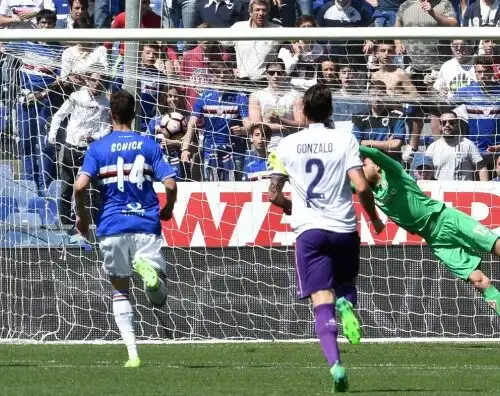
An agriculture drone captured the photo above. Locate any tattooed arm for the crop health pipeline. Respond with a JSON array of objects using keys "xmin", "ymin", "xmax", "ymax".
[{"xmin": 268, "ymin": 174, "xmax": 292, "ymax": 215}]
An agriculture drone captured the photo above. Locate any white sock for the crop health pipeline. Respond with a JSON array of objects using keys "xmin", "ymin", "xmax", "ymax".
[
  {"xmin": 113, "ymin": 290, "xmax": 138, "ymax": 360},
  {"xmin": 146, "ymin": 277, "xmax": 167, "ymax": 307}
]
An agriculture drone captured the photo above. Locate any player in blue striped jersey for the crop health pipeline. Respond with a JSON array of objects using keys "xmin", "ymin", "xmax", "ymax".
[{"xmin": 74, "ymin": 90, "xmax": 177, "ymax": 368}]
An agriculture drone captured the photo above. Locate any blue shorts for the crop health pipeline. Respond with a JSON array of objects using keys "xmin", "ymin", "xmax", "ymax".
[
  {"xmin": 203, "ymin": 144, "xmax": 235, "ymax": 182},
  {"xmin": 294, "ymin": 229, "xmax": 360, "ymax": 299}
]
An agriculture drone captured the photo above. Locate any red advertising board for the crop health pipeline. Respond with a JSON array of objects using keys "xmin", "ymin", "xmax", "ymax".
[{"xmin": 155, "ymin": 181, "xmax": 500, "ymax": 247}]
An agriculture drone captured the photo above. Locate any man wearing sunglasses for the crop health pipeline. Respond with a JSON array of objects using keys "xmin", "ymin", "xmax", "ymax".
[{"xmin": 425, "ymin": 111, "xmax": 489, "ymax": 181}]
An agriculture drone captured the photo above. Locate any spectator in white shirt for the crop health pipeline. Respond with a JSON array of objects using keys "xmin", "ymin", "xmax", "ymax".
[
  {"xmin": 433, "ymin": 40, "xmax": 476, "ymax": 98},
  {"xmin": 248, "ymin": 60, "xmax": 306, "ymax": 151},
  {"xmin": 224, "ymin": 0, "xmax": 281, "ymax": 81},
  {"xmin": 0, "ymin": 0, "xmax": 55, "ymax": 28},
  {"xmin": 59, "ymin": 15, "xmax": 109, "ymax": 88},
  {"xmin": 426, "ymin": 111, "xmax": 489, "ymax": 181},
  {"xmin": 48, "ymin": 71, "xmax": 110, "ymax": 226}
]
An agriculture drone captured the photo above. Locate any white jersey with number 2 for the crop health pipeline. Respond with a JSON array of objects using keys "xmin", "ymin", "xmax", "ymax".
[{"xmin": 271, "ymin": 123, "xmax": 362, "ymax": 236}]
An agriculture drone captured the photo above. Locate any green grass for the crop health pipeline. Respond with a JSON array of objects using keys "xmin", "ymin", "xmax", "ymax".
[{"xmin": 0, "ymin": 342, "xmax": 499, "ymax": 395}]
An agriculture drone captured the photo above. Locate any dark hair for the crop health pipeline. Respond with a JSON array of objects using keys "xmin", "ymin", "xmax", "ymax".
[
  {"xmin": 265, "ymin": 58, "xmax": 286, "ymax": 71},
  {"xmin": 70, "ymin": 0, "xmax": 89, "ymax": 10},
  {"xmin": 475, "ymin": 55, "xmax": 494, "ymax": 67},
  {"xmin": 303, "ymin": 84, "xmax": 332, "ymax": 122},
  {"xmin": 158, "ymin": 85, "xmax": 187, "ymax": 113},
  {"xmin": 36, "ymin": 9, "xmax": 57, "ymax": 24},
  {"xmin": 296, "ymin": 15, "xmax": 317, "ymax": 27},
  {"xmin": 73, "ymin": 13, "xmax": 93, "ymax": 28},
  {"xmin": 250, "ymin": 123, "xmax": 272, "ymax": 141},
  {"xmin": 110, "ymin": 90, "xmax": 136, "ymax": 125}
]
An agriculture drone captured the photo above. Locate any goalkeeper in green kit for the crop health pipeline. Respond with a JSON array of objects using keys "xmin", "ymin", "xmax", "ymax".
[{"xmin": 359, "ymin": 145, "xmax": 500, "ymax": 315}]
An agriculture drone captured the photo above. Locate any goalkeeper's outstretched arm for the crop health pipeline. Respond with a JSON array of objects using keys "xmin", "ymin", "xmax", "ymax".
[
  {"xmin": 359, "ymin": 146, "xmax": 405, "ymax": 174},
  {"xmin": 268, "ymin": 175, "xmax": 292, "ymax": 215}
]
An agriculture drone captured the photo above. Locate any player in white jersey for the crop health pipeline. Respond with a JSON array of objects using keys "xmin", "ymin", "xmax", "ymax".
[{"xmin": 268, "ymin": 84, "xmax": 383, "ymax": 393}]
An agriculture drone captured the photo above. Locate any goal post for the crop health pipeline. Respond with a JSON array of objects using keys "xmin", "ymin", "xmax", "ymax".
[{"xmin": 1, "ymin": 27, "xmax": 500, "ymax": 343}]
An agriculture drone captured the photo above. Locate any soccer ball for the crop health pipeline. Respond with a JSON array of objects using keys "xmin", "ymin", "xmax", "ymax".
[{"xmin": 159, "ymin": 112, "xmax": 187, "ymax": 140}]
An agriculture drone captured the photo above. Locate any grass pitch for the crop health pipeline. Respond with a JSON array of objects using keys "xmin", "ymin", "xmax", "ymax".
[{"xmin": 0, "ymin": 342, "xmax": 499, "ymax": 395}]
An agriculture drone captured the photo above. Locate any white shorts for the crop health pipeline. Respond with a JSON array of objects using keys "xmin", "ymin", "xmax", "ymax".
[{"xmin": 98, "ymin": 233, "xmax": 165, "ymax": 278}]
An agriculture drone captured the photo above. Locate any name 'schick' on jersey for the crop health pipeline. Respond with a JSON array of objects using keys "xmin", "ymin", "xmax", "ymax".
[
  {"xmin": 297, "ymin": 142, "xmax": 334, "ymax": 154},
  {"xmin": 111, "ymin": 141, "xmax": 144, "ymax": 152}
]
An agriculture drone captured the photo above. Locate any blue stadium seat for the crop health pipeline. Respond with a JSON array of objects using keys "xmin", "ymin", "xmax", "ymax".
[
  {"xmin": 0, "ymin": 195, "xmax": 18, "ymax": 221},
  {"xmin": 27, "ymin": 197, "xmax": 58, "ymax": 226},
  {"xmin": 1, "ymin": 180, "xmax": 38, "ymax": 210},
  {"xmin": 6, "ymin": 212, "xmax": 43, "ymax": 228},
  {"xmin": 46, "ymin": 180, "xmax": 62, "ymax": 200},
  {"xmin": 0, "ymin": 163, "xmax": 14, "ymax": 181},
  {"xmin": 0, "ymin": 230, "xmax": 41, "ymax": 246}
]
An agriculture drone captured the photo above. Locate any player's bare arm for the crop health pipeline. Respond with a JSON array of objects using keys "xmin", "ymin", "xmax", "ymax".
[
  {"xmin": 181, "ymin": 115, "xmax": 197, "ymax": 161},
  {"xmin": 348, "ymin": 167, "xmax": 384, "ymax": 234},
  {"xmin": 268, "ymin": 174, "xmax": 292, "ymax": 215},
  {"xmin": 74, "ymin": 173, "xmax": 92, "ymax": 237},
  {"xmin": 160, "ymin": 177, "xmax": 177, "ymax": 221},
  {"xmin": 360, "ymin": 137, "xmax": 403, "ymax": 152}
]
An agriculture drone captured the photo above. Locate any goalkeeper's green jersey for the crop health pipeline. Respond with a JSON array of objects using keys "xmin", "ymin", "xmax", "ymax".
[{"xmin": 360, "ymin": 146, "xmax": 445, "ymax": 237}]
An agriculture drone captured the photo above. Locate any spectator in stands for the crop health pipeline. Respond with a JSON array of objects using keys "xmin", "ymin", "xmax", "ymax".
[
  {"xmin": 433, "ymin": 40, "xmax": 476, "ymax": 98},
  {"xmin": 194, "ymin": 0, "xmax": 245, "ymax": 27},
  {"xmin": 111, "ymin": 43, "xmax": 166, "ymax": 131},
  {"xmin": 352, "ymin": 80, "xmax": 406, "ymax": 159},
  {"xmin": 248, "ymin": 60, "xmax": 306, "ymax": 151},
  {"xmin": 277, "ymin": 16, "xmax": 325, "ymax": 91},
  {"xmin": 395, "ymin": 0, "xmax": 458, "ymax": 86},
  {"xmin": 426, "ymin": 111, "xmax": 489, "ymax": 181},
  {"xmin": 106, "ymin": 0, "xmax": 162, "ymax": 65},
  {"xmin": 94, "ymin": 0, "xmax": 124, "ymax": 28},
  {"xmin": 462, "ymin": 0, "xmax": 500, "ymax": 26},
  {"xmin": 162, "ymin": 0, "xmax": 199, "ymax": 28},
  {"xmin": 493, "ymin": 155, "xmax": 500, "ymax": 180},
  {"xmin": 224, "ymin": 0, "xmax": 281, "ymax": 81},
  {"xmin": 371, "ymin": 41, "xmax": 417, "ymax": 99},
  {"xmin": 0, "ymin": 0, "xmax": 55, "ymax": 28},
  {"xmin": 147, "ymin": 86, "xmax": 197, "ymax": 180},
  {"xmin": 180, "ymin": 23, "xmax": 227, "ymax": 110},
  {"xmin": 242, "ymin": 124, "xmax": 272, "ymax": 181},
  {"xmin": 56, "ymin": 0, "xmax": 88, "ymax": 28},
  {"xmin": 4, "ymin": 10, "xmax": 61, "ymax": 194},
  {"xmin": 182, "ymin": 61, "xmax": 250, "ymax": 181},
  {"xmin": 60, "ymin": 16, "xmax": 109, "ymax": 88},
  {"xmin": 332, "ymin": 62, "xmax": 369, "ymax": 130},
  {"xmin": 411, "ymin": 154, "xmax": 436, "ymax": 180},
  {"xmin": 479, "ymin": 39, "xmax": 500, "ymax": 79},
  {"xmin": 368, "ymin": 0, "xmax": 403, "ymax": 27},
  {"xmin": 317, "ymin": 56, "xmax": 337, "ymax": 88},
  {"xmin": 453, "ymin": 56, "xmax": 500, "ymax": 156},
  {"xmin": 48, "ymin": 70, "xmax": 109, "ymax": 226},
  {"xmin": 316, "ymin": 0, "xmax": 371, "ymax": 63}
]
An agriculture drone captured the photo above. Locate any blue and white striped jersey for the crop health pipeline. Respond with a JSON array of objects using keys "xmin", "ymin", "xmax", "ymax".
[{"xmin": 80, "ymin": 130, "xmax": 176, "ymax": 237}]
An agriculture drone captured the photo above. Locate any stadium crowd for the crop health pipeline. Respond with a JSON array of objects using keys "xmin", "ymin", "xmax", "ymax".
[{"xmin": 0, "ymin": 0, "xmax": 500, "ymax": 233}]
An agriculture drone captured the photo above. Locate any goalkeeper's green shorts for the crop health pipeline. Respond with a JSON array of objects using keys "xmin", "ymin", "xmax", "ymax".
[{"xmin": 426, "ymin": 207, "xmax": 499, "ymax": 281}]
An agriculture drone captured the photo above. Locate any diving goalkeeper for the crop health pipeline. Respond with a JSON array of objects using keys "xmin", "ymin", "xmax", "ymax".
[{"xmin": 360, "ymin": 145, "xmax": 500, "ymax": 315}]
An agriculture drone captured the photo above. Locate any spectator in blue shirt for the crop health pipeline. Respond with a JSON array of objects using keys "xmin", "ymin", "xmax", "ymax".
[
  {"xmin": 243, "ymin": 124, "xmax": 271, "ymax": 181},
  {"xmin": 352, "ymin": 80, "xmax": 406, "ymax": 160},
  {"xmin": 182, "ymin": 61, "xmax": 250, "ymax": 181},
  {"xmin": 5, "ymin": 10, "xmax": 62, "ymax": 194}
]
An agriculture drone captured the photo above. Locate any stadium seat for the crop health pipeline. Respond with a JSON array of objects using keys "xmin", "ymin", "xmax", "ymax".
[
  {"xmin": 1, "ymin": 179, "xmax": 38, "ymax": 211},
  {"xmin": 46, "ymin": 180, "xmax": 62, "ymax": 200},
  {"xmin": 6, "ymin": 212, "xmax": 43, "ymax": 228},
  {"xmin": 27, "ymin": 197, "xmax": 58, "ymax": 226},
  {"xmin": 0, "ymin": 195, "xmax": 18, "ymax": 221}
]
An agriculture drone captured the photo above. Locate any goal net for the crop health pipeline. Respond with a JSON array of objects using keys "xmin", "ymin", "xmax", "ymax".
[{"xmin": 0, "ymin": 27, "xmax": 500, "ymax": 342}]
